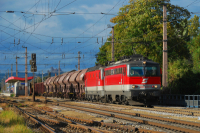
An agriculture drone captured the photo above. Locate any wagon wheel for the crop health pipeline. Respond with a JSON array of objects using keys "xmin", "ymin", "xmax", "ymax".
[{"xmin": 109, "ymin": 99, "xmax": 113, "ymax": 104}]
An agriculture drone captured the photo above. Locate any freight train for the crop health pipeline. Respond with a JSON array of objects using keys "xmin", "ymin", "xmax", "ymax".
[{"xmin": 40, "ymin": 54, "xmax": 161, "ymax": 105}]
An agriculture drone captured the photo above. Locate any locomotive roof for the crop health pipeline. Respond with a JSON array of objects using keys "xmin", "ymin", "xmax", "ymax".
[
  {"xmin": 105, "ymin": 55, "xmax": 159, "ymax": 68},
  {"xmin": 104, "ymin": 60, "xmax": 159, "ymax": 69},
  {"xmin": 87, "ymin": 65, "xmax": 104, "ymax": 72},
  {"xmin": 87, "ymin": 55, "xmax": 159, "ymax": 71}
]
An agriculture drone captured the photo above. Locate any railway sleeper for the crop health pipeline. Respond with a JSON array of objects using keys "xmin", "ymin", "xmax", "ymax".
[{"xmin": 12, "ymin": 105, "xmax": 56, "ymax": 133}]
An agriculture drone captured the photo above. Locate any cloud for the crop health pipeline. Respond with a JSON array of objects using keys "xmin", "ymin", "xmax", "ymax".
[{"xmin": 1, "ymin": 0, "xmax": 198, "ymax": 74}]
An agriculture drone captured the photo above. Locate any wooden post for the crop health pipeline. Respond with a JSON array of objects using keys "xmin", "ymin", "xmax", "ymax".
[{"xmin": 162, "ymin": 4, "xmax": 168, "ymax": 88}]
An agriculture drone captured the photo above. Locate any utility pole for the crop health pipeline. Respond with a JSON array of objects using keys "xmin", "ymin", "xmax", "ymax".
[
  {"xmin": 8, "ymin": 70, "xmax": 9, "ymax": 78},
  {"xmin": 22, "ymin": 46, "xmax": 28, "ymax": 96},
  {"xmin": 162, "ymin": 4, "xmax": 168, "ymax": 88},
  {"xmin": 58, "ymin": 61, "xmax": 60, "ymax": 75},
  {"xmin": 78, "ymin": 51, "xmax": 81, "ymax": 70},
  {"xmin": 11, "ymin": 64, "xmax": 12, "ymax": 77},
  {"xmin": 32, "ymin": 72, "xmax": 35, "ymax": 101},
  {"xmin": 112, "ymin": 26, "xmax": 114, "ymax": 61},
  {"xmin": 42, "ymin": 71, "xmax": 43, "ymax": 82},
  {"xmin": 16, "ymin": 56, "xmax": 19, "ymax": 77}
]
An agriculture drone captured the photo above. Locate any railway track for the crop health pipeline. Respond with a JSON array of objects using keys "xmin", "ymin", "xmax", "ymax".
[
  {"xmin": 76, "ymin": 100, "xmax": 200, "ymax": 116},
  {"xmin": 4, "ymin": 96, "xmax": 200, "ymax": 117},
  {"xmin": 2, "ymin": 96, "xmax": 200, "ymax": 132},
  {"xmin": 48, "ymin": 102, "xmax": 200, "ymax": 133},
  {"xmin": 153, "ymin": 106, "xmax": 200, "ymax": 116},
  {"xmin": 0, "ymin": 97, "xmax": 162, "ymax": 133},
  {"xmin": 64, "ymin": 102, "xmax": 200, "ymax": 127}
]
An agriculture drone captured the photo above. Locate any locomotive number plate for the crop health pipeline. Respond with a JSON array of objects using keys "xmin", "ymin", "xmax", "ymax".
[{"xmin": 144, "ymin": 86, "xmax": 151, "ymax": 88}]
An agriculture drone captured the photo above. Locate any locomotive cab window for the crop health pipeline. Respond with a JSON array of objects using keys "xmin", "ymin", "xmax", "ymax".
[
  {"xmin": 130, "ymin": 67, "xmax": 144, "ymax": 76},
  {"xmin": 145, "ymin": 66, "xmax": 157, "ymax": 76},
  {"xmin": 129, "ymin": 66, "xmax": 159, "ymax": 76}
]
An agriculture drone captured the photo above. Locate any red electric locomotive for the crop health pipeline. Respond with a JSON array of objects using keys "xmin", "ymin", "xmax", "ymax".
[
  {"xmin": 43, "ymin": 54, "xmax": 161, "ymax": 106},
  {"xmin": 85, "ymin": 55, "xmax": 161, "ymax": 105}
]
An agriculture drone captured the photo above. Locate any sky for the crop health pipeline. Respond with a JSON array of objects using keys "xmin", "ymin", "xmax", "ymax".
[{"xmin": 0, "ymin": 0, "xmax": 199, "ymax": 76}]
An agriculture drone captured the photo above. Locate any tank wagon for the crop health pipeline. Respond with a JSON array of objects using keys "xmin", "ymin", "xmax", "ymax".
[{"xmin": 43, "ymin": 55, "xmax": 161, "ymax": 105}]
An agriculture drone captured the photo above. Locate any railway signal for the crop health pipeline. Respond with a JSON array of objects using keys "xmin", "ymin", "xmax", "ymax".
[{"xmin": 30, "ymin": 53, "xmax": 37, "ymax": 72}]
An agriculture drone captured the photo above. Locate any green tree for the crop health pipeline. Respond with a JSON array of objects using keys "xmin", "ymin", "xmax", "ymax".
[
  {"xmin": 35, "ymin": 77, "xmax": 42, "ymax": 83},
  {"xmin": 95, "ymin": 39, "xmax": 111, "ymax": 65},
  {"xmin": 168, "ymin": 59, "xmax": 200, "ymax": 94},
  {"xmin": 43, "ymin": 76, "xmax": 49, "ymax": 82},
  {"xmin": 188, "ymin": 15, "xmax": 200, "ymax": 37},
  {"xmin": 188, "ymin": 33, "xmax": 200, "ymax": 73},
  {"xmin": 96, "ymin": 0, "xmax": 191, "ymax": 66}
]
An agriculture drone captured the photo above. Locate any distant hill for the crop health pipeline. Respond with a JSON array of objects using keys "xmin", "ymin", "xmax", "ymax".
[{"xmin": 48, "ymin": 67, "xmax": 63, "ymax": 74}]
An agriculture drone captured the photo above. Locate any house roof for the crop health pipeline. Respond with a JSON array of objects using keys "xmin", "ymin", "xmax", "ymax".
[{"xmin": 5, "ymin": 76, "xmax": 33, "ymax": 83}]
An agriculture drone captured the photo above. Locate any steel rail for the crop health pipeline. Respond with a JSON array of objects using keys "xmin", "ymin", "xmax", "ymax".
[
  {"xmin": 1, "ymin": 98, "xmax": 105, "ymax": 133},
  {"xmin": 13, "ymin": 105, "xmax": 56, "ymax": 133},
  {"xmin": 55, "ymin": 103, "xmax": 200, "ymax": 133},
  {"xmin": 31, "ymin": 105, "xmax": 160, "ymax": 133},
  {"xmin": 65, "ymin": 103, "xmax": 200, "ymax": 127},
  {"xmin": 28, "ymin": 106, "xmax": 105, "ymax": 133}
]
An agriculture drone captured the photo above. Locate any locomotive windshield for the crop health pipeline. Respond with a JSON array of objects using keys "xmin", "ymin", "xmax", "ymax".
[
  {"xmin": 130, "ymin": 67, "xmax": 144, "ymax": 76},
  {"xmin": 130, "ymin": 66, "xmax": 158, "ymax": 76}
]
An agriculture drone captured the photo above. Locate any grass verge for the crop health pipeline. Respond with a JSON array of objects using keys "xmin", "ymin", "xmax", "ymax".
[{"xmin": 0, "ymin": 108, "xmax": 33, "ymax": 133}]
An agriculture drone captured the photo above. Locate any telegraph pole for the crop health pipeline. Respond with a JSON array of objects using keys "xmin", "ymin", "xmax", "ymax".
[
  {"xmin": 78, "ymin": 51, "xmax": 81, "ymax": 70},
  {"xmin": 162, "ymin": 4, "xmax": 168, "ymax": 88},
  {"xmin": 22, "ymin": 46, "xmax": 28, "ymax": 96},
  {"xmin": 16, "ymin": 56, "xmax": 19, "ymax": 77},
  {"xmin": 32, "ymin": 72, "xmax": 35, "ymax": 101},
  {"xmin": 112, "ymin": 26, "xmax": 114, "ymax": 61},
  {"xmin": 42, "ymin": 71, "xmax": 43, "ymax": 82},
  {"xmin": 11, "ymin": 64, "xmax": 12, "ymax": 77},
  {"xmin": 58, "ymin": 61, "xmax": 60, "ymax": 75}
]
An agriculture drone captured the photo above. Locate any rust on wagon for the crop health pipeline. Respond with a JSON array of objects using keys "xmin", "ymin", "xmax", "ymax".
[
  {"xmin": 76, "ymin": 68, "xmax": 88, "ymax": 97},
  {"xmin": 49, "ymin": 76, "xmax": 58, "ymax": 93},
  {"xmin": 46, "ymin": 77, "xmax": 54, "ymax": 93},
  {"xmin": 44, "ymin": 77, "xmax": 51, "ymax": 92},
  {"xmin": 53, "ymin": 75, "xmax": 62, "ymax": 92},
  {"xmin": 44, "ymin": 77, "xmax": 50, "ymax": 86},
  {"xmin": 57, "ymin": 73, "xmax": 68, "ymax": 92},
  {"xmin": 63, "ymin": 71, "xmax": 75, "ymax": 95},
  {"xmin": 69, "ymin": 70, "xmax": 82, "ymax": 98}
]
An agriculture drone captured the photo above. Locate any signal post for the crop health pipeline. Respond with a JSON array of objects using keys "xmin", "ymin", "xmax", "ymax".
[{"xmin": 30, "ymin": 53, "xmax": 37, "ymax": 101}]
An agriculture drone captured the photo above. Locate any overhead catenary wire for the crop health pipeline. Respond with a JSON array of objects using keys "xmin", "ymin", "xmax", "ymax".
[
  {"xmin": 0, "ymin": 0, "xmax": 42, "ymax": 73},
  {"xmin": 1, "ymin": 0, "xmax": 198, "ymax": 73}
]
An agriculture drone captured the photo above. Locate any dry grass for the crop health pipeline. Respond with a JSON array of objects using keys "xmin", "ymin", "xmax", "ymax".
[{"xmin": 0, "ymin": 108, "xmax": 33, "ymax": 133}]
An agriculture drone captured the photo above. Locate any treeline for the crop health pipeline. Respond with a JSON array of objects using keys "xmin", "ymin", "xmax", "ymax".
[{"xmin": 95, "ymin": 0, "xmax": 200, "ymax": 94}]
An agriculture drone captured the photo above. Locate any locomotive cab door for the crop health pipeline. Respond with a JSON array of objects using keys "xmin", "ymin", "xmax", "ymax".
[
  {"xmin": 96, "ymin": 72, "xmax": 98, "ymax": 93},
  {"xmin": 121, "ymin": 67, "xmax": 125, "ymax": 91}
]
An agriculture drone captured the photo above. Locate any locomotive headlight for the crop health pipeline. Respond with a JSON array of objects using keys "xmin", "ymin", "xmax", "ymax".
[
  {"xmin": 143, "ymin": 61, "xmax": 146, "ymax": 64},
  {"xmin": 155, "ymin": 85, "xmax": 158, "ymax": 88},
  {"xmin": 132, "ymin": 85, "xmax": 138, "ymax": 88}
]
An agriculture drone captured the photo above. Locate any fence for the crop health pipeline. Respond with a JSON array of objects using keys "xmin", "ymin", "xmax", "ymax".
[{"xmin": 160, "ymin": 94, "xmax": 200, "ymax": 108}]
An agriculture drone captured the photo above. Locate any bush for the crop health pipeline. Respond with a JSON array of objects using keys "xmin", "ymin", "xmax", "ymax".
[
  {"xmin": 168, "ymin": 59, "xmax": 200, "ymax": 94},
  {"xmin": 10, "ymin": 94, "xmax": 14, "ymax": 97}
]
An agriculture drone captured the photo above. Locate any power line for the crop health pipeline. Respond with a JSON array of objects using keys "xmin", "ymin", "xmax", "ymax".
[
  {"xmin": 185, "ymin": 0, "xmax": 199, "ymax": 8},
  {"xmin": 0, "ymin": 1, "xmax": 44, "ymax": 73},
  {"xmin": 1, "ymin": 11, "xmax": 118, "ymax": 15},
  {"xmin": 55, "ymin": 0, "xmax": 77, "ymax": 12}
]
